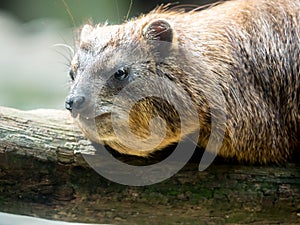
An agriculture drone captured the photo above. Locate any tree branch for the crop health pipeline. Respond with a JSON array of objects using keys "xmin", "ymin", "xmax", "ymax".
[
  {"xmin": 0, "ymin": 106, "xmax": 93, "ymax": 166},
  {"xmin": 0, "ymin": 106, "xmax": 299, "ymax": 224}
]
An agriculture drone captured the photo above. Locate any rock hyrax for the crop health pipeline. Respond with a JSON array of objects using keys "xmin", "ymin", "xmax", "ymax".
[{"xmin": 65, "ymin": 0, "xmax": 300, "ymax": 164}]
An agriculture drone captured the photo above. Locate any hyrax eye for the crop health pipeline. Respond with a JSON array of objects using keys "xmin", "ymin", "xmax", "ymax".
[
  {"xmin": 114, "ymin": 67, "xmax": 130, "ymax": 81},
  {"xmin": 69, "ymin": 69, "xmax": 75, "ymax": 81}
]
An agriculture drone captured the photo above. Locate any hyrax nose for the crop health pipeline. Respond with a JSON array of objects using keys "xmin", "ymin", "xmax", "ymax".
[{"xmin": 65, "ymin": 94, "xmax": 86, "ymax": 111}]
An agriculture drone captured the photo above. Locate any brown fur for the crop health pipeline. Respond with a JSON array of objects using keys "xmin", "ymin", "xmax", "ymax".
[{"xmin": 66, "ymin": 0, "xmax": 300, "ymax": 163}]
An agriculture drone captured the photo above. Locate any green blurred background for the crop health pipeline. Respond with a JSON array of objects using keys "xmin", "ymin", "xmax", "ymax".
[{"xmin": 0, "ymin": 0, "xmax": 215, "ymax": 110}]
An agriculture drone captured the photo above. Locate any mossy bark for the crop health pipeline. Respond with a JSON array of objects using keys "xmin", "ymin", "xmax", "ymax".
[{"xmin": 0, "ymin": 106, "xmax": 299, "ymax": 224}]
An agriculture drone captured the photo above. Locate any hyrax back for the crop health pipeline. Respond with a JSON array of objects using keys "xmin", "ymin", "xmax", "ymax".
[{"xmin": 66, "ymin": 0, "xmax": 300, "ymax": 164}]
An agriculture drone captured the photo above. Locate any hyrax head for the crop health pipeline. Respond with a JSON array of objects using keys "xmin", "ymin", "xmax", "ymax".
[{"xmin": 65, "ymin": 17, "xmax": 199, "ymax": 156}]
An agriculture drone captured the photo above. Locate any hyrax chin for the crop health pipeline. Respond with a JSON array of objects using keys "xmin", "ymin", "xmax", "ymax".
[{"xmin": 65, "ymin": 0, "xmax": 300, "ymax": 164}]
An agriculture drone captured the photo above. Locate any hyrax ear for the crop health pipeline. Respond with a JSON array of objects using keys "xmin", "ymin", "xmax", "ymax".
[
  {"xmin": 80, "ymin": 24, "xmax": 94, "ymax": 50},
  {"xmin": 142, "ymin": 19, "xmax": 173, "ymax": 59},
  {"xmin": 143, "ymin": 19, "xmax": 173, "ymax": 43}
]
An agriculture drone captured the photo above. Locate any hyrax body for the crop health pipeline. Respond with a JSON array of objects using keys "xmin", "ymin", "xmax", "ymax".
[{"xmin": 65, "ymin": 0, "xmax": 300, "ymax": 164}]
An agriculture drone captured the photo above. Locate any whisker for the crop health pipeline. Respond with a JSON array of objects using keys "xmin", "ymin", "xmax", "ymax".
[
  {"xmin": 55, "ymin": 29, "xmax": 75, "ymax": 56},
  {"xmin": 170, "ymin": 4, "xmax": 200, "ymax": 12},
  {"xmin": 125, "ymin": 0, "xmax": 133, "ymax": 21},
  {"xmin": 52, "ymin": 45, "xmax": 75, "ymax": 65},
  {"xmin": 189, "ymin": 1, "xmax": 223, "ymax": 12},
  {"xmin": 60, "ymin": 0, "xmax": 79, "ymax": 52},
  {"xmin": 52, "ymin": 43, "xmax": 75, "ymax": 56},
  {"xmin": 61, "ymin": 0, "xmax": 77, "ymax": 28},
  {"xmin": 53, "ymin": 50, "xmax": 72, "ymax": 67}
]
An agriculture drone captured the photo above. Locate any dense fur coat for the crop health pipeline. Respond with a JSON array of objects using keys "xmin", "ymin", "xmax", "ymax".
[{"xmin": 66, "ymin": 0, "xmax": 300, "ymax": 163}]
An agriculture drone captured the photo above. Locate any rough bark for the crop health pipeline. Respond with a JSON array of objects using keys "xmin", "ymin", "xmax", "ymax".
[
  {"xmin": 0, "ymin": 106, "xmax": 299, "ymax": 225},
  {"xmin": 0, "ymin": 106, "xmax": 94, "ymax": 166}
]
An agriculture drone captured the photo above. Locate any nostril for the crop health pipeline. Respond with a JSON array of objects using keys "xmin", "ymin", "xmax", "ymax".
[
  {"xmin": 65, "ymin": 97, "xmax": 74, "ymax": 111},
  {"xmin": 65, "ymin": 95, "xmax": 86, "ymax": 111}
]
